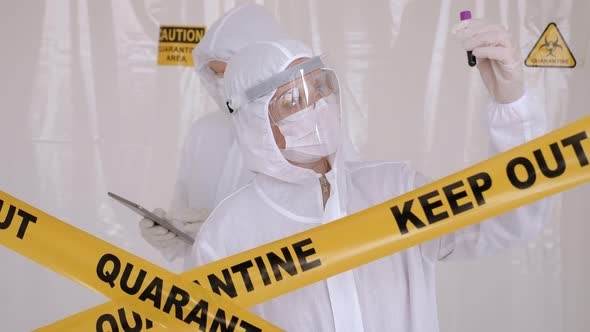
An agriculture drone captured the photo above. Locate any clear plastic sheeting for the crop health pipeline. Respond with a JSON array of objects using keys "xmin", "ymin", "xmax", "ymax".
[{"xmin": 0, "ymin": 0, "xmax": 588, "ymax": 331}]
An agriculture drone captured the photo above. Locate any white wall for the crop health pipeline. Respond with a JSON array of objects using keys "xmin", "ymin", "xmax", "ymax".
[{"xmin": 0, "ymin": 0, "xmax": 588, "ymax": 331}]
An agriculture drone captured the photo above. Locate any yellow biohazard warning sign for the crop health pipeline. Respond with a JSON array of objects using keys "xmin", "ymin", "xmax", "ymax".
[
  {"xmin": 158, "ymin": 25, "xmax": 206, "ymax": 67},
  {"xmin": 525, "ymin": 22, "xmax": 576, "ymax": 68}
]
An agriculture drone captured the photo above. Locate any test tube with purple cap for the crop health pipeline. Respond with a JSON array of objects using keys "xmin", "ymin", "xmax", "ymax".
[{"xmin": 460, "ymin": 10, "xmax": 477, "ymax": 67}]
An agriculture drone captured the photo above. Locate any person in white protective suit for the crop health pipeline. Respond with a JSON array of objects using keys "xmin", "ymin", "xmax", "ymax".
[
  {"xmin": 186, "ymin": 18, "xmax": 551, "ymax": 332},
  {"xmin": 138, "ymin": 3, "xmax": 289, "ymax": 261}
]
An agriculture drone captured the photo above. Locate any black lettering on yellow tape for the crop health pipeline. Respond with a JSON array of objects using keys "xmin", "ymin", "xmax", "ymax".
[
  {"xmin": 29, "ymin": 116, "xmax": 590, "ymax": 332},
  {"xmin": 390, "ymin": 172, "xmax": 492, "ymax": 235},
  {"xmin": 392, "ymin": 130, "xmax": 590, "ymax": 235},
  {"xmin": 506, "ymin": 131, "xmax": 588, "ymax": 189},
  {"xmin": 96, "ymin": 308, "xmax": 153, "ymax": 332},
  {"xmin": 0, "ymin": 200, "xmax": 37, "ymax": 239},
  {"xmin": 0, "ymin": 192, "xmax": 280, "ymax": 332},
  {"xmin": 196, "ymin": 238, "xmax": 322, "ymax": 298},
  {"xmin": 93, "ymin": 252, "xmax": 265, "ymax": 331}
]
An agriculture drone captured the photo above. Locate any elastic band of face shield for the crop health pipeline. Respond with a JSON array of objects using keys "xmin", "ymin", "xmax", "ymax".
[{"xmin": 226, "ymin": 56, "xmax": 325, "ymax": 113}]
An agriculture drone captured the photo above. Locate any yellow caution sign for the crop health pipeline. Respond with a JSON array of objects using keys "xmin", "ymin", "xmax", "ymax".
[
  {"xmin": 32, "ymin": 115, "xmax": 590, "ymax": 331},
  {"xmin": 525, "ymin": 22, "xmax": 576, "ymax": 68},
  {"xmin": 157, "ymin": 25, "xmax": 206, "ymax": 67},
  {"xmin": 0, "ymin": 192, "xmax": 281, "ymax": 331}
]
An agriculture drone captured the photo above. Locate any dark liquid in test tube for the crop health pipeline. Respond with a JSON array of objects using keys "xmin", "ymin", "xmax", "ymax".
[{"xmin": 460, "ymin": 10, "xmax": 477, "ymax": 67}]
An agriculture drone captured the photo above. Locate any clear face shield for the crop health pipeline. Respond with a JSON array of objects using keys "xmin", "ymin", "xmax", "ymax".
[{"xmin": 244, "ymin": 56, "xmax": 342, "ymax": 163}]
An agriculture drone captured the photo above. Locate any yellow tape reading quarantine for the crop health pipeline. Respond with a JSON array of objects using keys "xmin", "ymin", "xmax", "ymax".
[
  {"xmin": 6, "ymin": 115, "xmax": 590, "ymax": 332},
  {"xmin": 0, "ymin": 193, "xmax": 281, "ymax": 331}
]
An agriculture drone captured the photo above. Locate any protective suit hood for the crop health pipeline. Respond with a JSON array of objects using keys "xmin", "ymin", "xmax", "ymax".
[
  {"xmin": 225, "ymin": 40, "xmax": 342, "ymax": 184},
  {"xmin": 192, "ymin": 3, "xmax": 288, "ymax": 108}
]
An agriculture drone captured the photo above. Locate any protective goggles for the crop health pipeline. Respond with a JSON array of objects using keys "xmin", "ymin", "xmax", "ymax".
[{"xmin": 226, "ymin": 56, "xmax": 340, "ymax": 118}]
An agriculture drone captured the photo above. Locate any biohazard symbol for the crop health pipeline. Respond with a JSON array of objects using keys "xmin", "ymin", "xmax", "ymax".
[
  {"xmin": 540, "ymin": 36, "xmax": 562, "ymax": 57},
  {"xmin": 525, "ymin": 22, "xmax": 576, "ymax": 68}
]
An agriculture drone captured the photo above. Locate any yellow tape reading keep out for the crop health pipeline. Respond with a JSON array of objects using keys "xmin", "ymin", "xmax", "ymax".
[
  {"xmin": 0, "ymin": 193, "xmax": 281, "ymax": 331},
  {"xmin": 8, "ymin": 116, "xmax": 590, "ymax": 332}
]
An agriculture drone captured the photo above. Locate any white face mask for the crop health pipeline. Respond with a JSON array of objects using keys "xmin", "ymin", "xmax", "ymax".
[
  {"xmin": 211, "ymin": 76, "xmax": 226, "ymax": 110},
  {"xmin": 200, "ymin": 69, "xmax": 227, "ymax": 110},
  {"xmin": 277, "ymin": 94, "xmax": 341, "ymax": 163}
]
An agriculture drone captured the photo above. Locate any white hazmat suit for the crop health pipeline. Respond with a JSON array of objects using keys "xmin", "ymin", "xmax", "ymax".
[
  {"xmin": 139, "ymin": 3, "xmax": 289, "ymax": 260},
  {"xmin": 187, "ymin": 29, "xmax": 550, "ymax": 332},
  {"xmin": 177, "ymin": 2, "xmax": 290, "ymax": 211}
]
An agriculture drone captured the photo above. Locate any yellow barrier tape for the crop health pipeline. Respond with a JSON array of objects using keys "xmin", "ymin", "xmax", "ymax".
[
  {"xmin": 33, "ymin": 115, "xmax": 590, "ymax": 331},
  {"xmin": 0, "ymin": 193, "xmax": 281, "ymax": 331}
]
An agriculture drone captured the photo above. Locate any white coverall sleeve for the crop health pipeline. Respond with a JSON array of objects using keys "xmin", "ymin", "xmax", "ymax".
[
  {"xmin": 421, "ymin": 94, "xmax": 553, "ymax": 260},
  {"xmin": 169, "ymin": 112, "xmax": 235, "ymax": 211},
  {"xmin": 169, "ymin": 130, "xmax": 193, "ymax": 211}
]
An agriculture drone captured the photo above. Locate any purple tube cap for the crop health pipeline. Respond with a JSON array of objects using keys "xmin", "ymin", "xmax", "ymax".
[{"xmin": 460, "ymin": 10, "xmax": 472, "ymax": 21}]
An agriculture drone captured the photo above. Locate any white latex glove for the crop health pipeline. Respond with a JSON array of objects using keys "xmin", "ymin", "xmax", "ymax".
[
  {"xmin": 139, "ymin": 207, "xmax": 209, "ymax": 261},
  {"xmin": 452, "ymin": 18, "xmax": 525, "ymax": 104}
]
